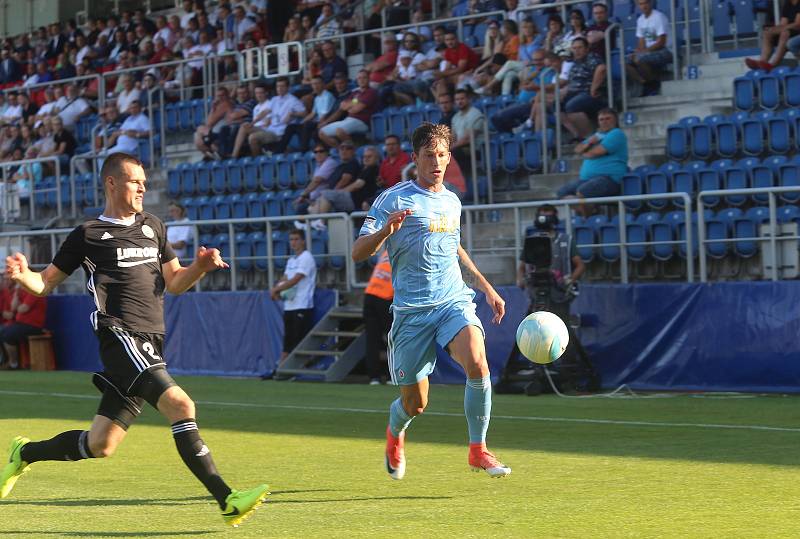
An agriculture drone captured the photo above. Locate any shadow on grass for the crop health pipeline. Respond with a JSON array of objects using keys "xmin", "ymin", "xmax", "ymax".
[
  {"xmin": 6, "ymin": 496, "xmax": 211, "ymax": 507},
  {"xmin": 268, "ymin": 495, "xmax": 453, "ymax": 505}
]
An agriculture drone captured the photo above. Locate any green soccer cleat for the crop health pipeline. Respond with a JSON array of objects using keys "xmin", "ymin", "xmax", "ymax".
[
  {"xmin": 1, "ymin": 436, "xmax": 31, "ymax": 499},
  {"xmin": 221, "ymin": 484, "xmax": 270, "ymax": 527}
]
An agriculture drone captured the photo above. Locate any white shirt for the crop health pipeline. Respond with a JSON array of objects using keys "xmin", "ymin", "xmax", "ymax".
[
  {"xmin": 636, "ymin": 8, "xmax": 671, "ymax": 49},
  {"xmin": 167, "ymin": 217, "xmax": 194, "ymax": 259},
  {"xmin": 234, "ymin": 17, "xmax": 257, "ymax": 44},
  {"xmin": 154, "ymin": 27, "xmax": 175, "ymax": 49},
  {"xmin": 76, "ymin": 45, "xmax": 92, "ymax": 65},
  {"xmin": 284, "ymin": 250, "xmax": 316, "ymax": 311},
  {"xmin": 1, "ymin": 104, "xmax": 22, "ymax": 123},
  {"xmin": 116, "ymin": 88, "xmax": 141, "ymax": 114},
  {"xmin": 185, "ymin": 43, "xmax": 213, "ymax": 69},
  {"xmin": 37, "ymin": 101, "xmax": 58, "ymax": 117},
  {"xmin": 111, "ymin": 112, "xmax": 150, "ymax": 153},
  {"xmin": 264, "ymin": 93, "xmax": 305, "ymax": 137},
  {"xmin": 180, "ymin": 12, "xmax": 196, "ymax": 30},
  {"xmin": 252, "ymin": 100, "xmax": 271, "ymax": 128}
]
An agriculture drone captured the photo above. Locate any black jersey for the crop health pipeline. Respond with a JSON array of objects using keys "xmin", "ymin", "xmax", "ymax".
[{"xmin": 52, "ymin": 212, "xmax": 177, "ymax": 334}]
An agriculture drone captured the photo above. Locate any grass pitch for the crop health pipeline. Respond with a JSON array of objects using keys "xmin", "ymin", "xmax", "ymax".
[{"xmin": 1, "ymin": 371, "xmax": 800, "ymax": 538}]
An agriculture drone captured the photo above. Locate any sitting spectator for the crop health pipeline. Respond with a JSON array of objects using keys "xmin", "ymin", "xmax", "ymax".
[
  {"xmin": 0, "ymin": 48, "xmax": 22, "ymax": 84},
  {"xmin": 436, "ymin": 91, "xmax": 456, "ymax": 128},
  {"xmin": 450, "ymin": 88, "xmax": 485, "ymax": 176},
  {"xmin": 0, "ymin": 92, "xmax": 23, "ymax": 126},
  {"xmin": 320, "ymin": 41, "xmax": 348, "ymax": 90},
  {"xmin": 40, "ymin": 116, "xmax": 76, "ymax": 169},
  {"xmin": 586, "ymin": 2, "xmax": 613, "ymax": 59},
  {"xmin": 307, "ymin": 140, "xmax": 361, "ymax": 213},
  {"xmin": 490, "ymin": 49, "xmax": 549, "ymax": 132},
  {"xmin": 57, "ymin": 84, "xmax": 92, "ymax": 132},
  {"xmin": 545, "ymin": 15, "xmax": 569, "ymax": 58},
  {"xmin": 416, "ymin": 25, "xmax": 447, "ymax": 84},
  {"xmin": 116, "ymin": 74, "xmax": 141, "ymax": 115},
  {"xmin": 167, "ymin": 201, "xmax": 194, "ymax": 260},
  {"xmin": 194, "ymin": 86, "xmax": 234, "ymax": 159},
  {"xmin": 518, "ymin": 19, "xmax": 545, "ymax": 64},
  {"xmin": 94, "ymin": 103, "xmax": 123, "ymax": 152},
  {"xmin": 154, "ymin": 15, "xmax": 176, "ymax": 49},
  {"xmin": 216, "ymin": 85, "xmax": 256, "ymax": 158},
  {"xmin": 23, "ymin": 61, "xmax": 53, "ymax": 88},
  {"xmin": 284, "ymin": 15, "xmax": 306, "ymax": 42},
  {"xmin": 17, "ymin": 94, "xmax": 38, "ymax": 127},
  {"xmin": 352, "ymin": 146, "xmax": 381, "ymax": 210},
  {"xmin": 233, "ymin": 5, "xmax": 258, "ymax": 47},
  {"xmin": 554, "ymin": 38, "xmax": 605, "ymax": 140},
  {"xmin": 365, "ymin": 35, "xmax": 399, "ymax": 88},
  {"xmin": 10, "ymin": 146, "xmax": 43, "ymax": 198},
  {"xmin": 278, "ymin": 75, "xmax": 335, "ymax": 153},
  {"xmin": 55, "ymin": 52, "xmax": 76, "ymax": 79},
  {"xmin": 747, "ymin": 0, "xmax": 800, "ymax": 71},
  {"xmin": 0, "ymin": 125, "xmax": 20, "ymax": 160},
  {"xmin": 625, "ymin": 0, "xmax": 673, "ymax": 92},
  {"xmin": 432, "ymin": 31, "xmax": 480, "ymax": 98},
  {"xmin": 318, "ymin": 70, "xmax": 378, "ymax": 147},
  {"xmin": 0, "ymin": 281, "xmax": 47, "ymax": 369},
  {"xmin": 562, "ymin": 8, "xmax": 588, "ymax": 61},
  {"xmin": 557, "ymin": 108, "xmax": 628, "ymax": 215},
  {"xmin": 388, "ymin": 33, "xmax": 428, "ymax": 105},
  {"xmin": 315, "ymin": 3, "xmax": 341, "ymax": 39},
  {"xmin": 378, "ymin": 134, "xmax": 411, "ymax": 189},
  {"xmin": 100, "ymin": 100, "xmax": 150, "ymax": 155},
  {"xmin": 233, "ymin": 79, "xmax": 306, "ymax": 157},
  {"xmin": 294, "ymin": 143, "xmax": 338, "ymax": 213}
]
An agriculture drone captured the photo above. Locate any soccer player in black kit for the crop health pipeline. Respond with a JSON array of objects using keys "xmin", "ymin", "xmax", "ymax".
[{"xmin": 0, "ymin": 153, "xmax": 268, "ymax": 527}]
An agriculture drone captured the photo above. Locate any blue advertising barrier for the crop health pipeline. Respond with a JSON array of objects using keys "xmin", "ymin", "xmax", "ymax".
[{"xmin": 44, "ymin": 282, "xmax": 800, "ymax": 392}]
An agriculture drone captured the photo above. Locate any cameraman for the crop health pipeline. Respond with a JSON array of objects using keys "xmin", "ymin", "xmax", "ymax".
[{"xmin": 516, "ymin": 204, "xmax": 585, "ymax": 322}]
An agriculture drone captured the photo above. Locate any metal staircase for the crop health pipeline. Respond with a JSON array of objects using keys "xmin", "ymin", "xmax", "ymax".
[{"xmin": 275, "ymin": 306, "xmax": 366, "ymax": 381}]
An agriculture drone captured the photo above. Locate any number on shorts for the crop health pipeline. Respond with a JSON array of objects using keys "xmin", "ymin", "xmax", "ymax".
[{"xmin": 143, "ymin": 342, "xmax": 162, "ymax": 361}]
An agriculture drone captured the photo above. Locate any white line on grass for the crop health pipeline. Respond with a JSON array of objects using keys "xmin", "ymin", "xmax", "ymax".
[{"xmin": 1, "ymin": 389, "xmax": 798, "ymax": 434}]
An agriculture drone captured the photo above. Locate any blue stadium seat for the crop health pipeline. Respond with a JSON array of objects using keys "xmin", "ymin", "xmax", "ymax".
[
  {"xmin": 245, "ymin": 192, "xmax": 263, "ymax": 220},
  {"xmin": 784, "ymin": 69, "xmax": 800, "ymax": 107},
  {"xmin": 733, "ymin": 71, "xmax": 759, "ymax": 111},
  {"xmin": 230, "ymin": 193, "xmax": 247, "ymax": 230},
  {"xmin": 645, "ymin": 162, "xmax": 679, "ymax": 209},
  {"xmin": 272, "ymin": 231, "xmax": 289, "ymax": 271},
  {"xmin": 733, "ymin": 217, "xmax": 758, "ymax": 257},
  {"xmin": 519, "ymin": 132, "xmax": 542, "ymax": 171},
  {"xmin": 766, "ymin": 115, "xmax": 791, "ymax": 154},
  {"xmin": 311, "ymin": 229, "xmax": 328, "ymax": 268},
  {"xmin": 621, "ymin": 170, "xmax": 644, "ymax": 210},
  {"xmin": 499, "ymin": 133, "xmax": 521, "ymax": 173},
  {"xmin": 257, "ymin": 156, "xmax": 275, "ymax": 190},
  {"xmin": 778, "ymin": 204, "xmax": 800, "ymax": 223},
  {"xmin": 165, "ymin": 103, "xmax": 179, "ymax": 132},
  {"xmin": 423, "ymin": 103, "xmax": 441, "ymax": 124},
  {"xmin": 666, "ymin": 116, "xmax": 699, "ymax": 160},
  {"xmin": 716, "ymin": 207, "xmax": 743, "ymax": 231},
  {"xmin": 735, "ymin": 112, "xmax": 765, "ymax": 156},
  {"xmin": 689, "ymin": 122, "xmax": 713, "ymax": 160},
  {"xmin": 211, "ymin": 162, "xmax": 227, "ymax": 194},
  {"xmin": 249, "ymin": 231, "xmax": 268, "ymax": 271},
  {"xmin": 235, "ymin": 232, "xmax": 253, "ymax": 271},
  {"xmin": 626, "ymin": 223, "xmax": 647, "ymax": 262},
  {"xmin": 574, "ymin": 225, "xmax": 595, "ymax": 262},
  {"xmin": 371, "ymin": 112, "xmax": 386, "ymax": 141},
  {"xmin": 226, "ymin": 159, "xmax": 243, "ymax": 193},
  {"xmin": 385, "ymin": 106, "xmax": 406, "ymax": 137},
  {"xmin": 745, "ymin": 206, "xmax": 770, "ymax": 223},
  {"xmin": 169, "ymin": 165, "xmax": 185, "ymax": 198},
  {"xmin": 275, "ymin": 154, "xmax": 292, "ymax": 190},
  {"xmin": 264, "ymin": 191, "xmax": 281, "ymax": 218},
  {"xmin": 213, "ymin": 233, "xmax": 231, "ymax": 258},
  {"xmin": 757, "ymin": 74, "xmax": 781, "ymax": 110},
  {"xmin": 671, "ymin": 165, "xmax": 694, "ymax": 206},
  {"xmin": 213, "ymin": 194, "xmax": 231, "ymax": 221},
  {"xmin": 280, "ymin": 189, "xmax": 298, "ymax": 216},
  {"xmin": 722, "ymin": 162, "xmax": 748, "ymax": 206},
  {"xmin": 240, "ymin": 157, "xmax": 258, "ymax": 192},
  {"xmin": 587, "ymin": 214, "xmax": 609, "ymax": 230},
  {"xmin": 191, "ymin": 99, "xmax": 205, "ymax": 128},
  {"xmin": 179, "ymin": 101, "xmax": 193, "ymax": 131},
  {"xmin": 182, "ymin": 197, "xmax": 199, "ymax": 221},
  {"xmin": 291, "ymin": 152, "xmax": 310, "ymax": 188},
  {"xmin": 651, "ymin": 221, "xmax": 674, "ymax": 261},
  {"xmin": 705, "ymin": 219, "xmax": 728, "ymax": 259},
  {"xmin": 404, "ymin": 105, "xmax": 425, "ymax": 134},
  {"xmin": 635, "ymin": 211, "xmax": 661, "ymax": 230},
  {"xmin": 599, "ymin": 224, "xmax": 620, "ymax": 262},
  {"xmin": 706, "ymin": 114, "xmax": 737, "ymax": 158},
  {"xmin": 777, "ymin": 160, "xmax": 800, "ymax": 203},
  {"xmin": 197, "ymin": 196, "xmax": 214, "ymax": 221},
  {"xmin": 195, "ymin": 161, "xmax": 211, "ymax": 195}
]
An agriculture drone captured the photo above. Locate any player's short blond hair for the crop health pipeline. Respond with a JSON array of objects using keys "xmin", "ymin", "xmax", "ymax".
[{"xmin": 411, "ymin": 122, "xmax": 451, "ymax": 155}]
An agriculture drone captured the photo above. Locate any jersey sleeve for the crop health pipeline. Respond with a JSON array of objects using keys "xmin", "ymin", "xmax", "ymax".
[
  {"xmin": 51, "ymin": 225, "xmax": 86, "ymax": 276},
  {"xmin": 600, "ymin": 129, "xmax": 626, "ymax": 154},
  {"xmin": 299, "ymin": 251, "xmax": 317, "ymax": 277},
  {"xmin": 359, "ymin": 195, "xmax": 390, "ymax": 236}
]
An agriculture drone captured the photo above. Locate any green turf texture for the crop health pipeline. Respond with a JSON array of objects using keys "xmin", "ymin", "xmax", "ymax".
[{"xmin": 1, "ymin": 371, "xmax": 799, "ymax": 538}]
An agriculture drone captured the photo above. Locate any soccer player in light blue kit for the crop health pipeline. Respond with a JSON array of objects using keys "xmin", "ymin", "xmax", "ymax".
[{"xmin": 352, "ymin": 122, "xmax": 511, "ymax": 479}]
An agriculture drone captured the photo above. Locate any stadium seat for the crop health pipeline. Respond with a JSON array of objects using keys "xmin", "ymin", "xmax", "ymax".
[
  {"xmin": 291, "ymin": 152, "xmax": 310, "ymax": 188},
  {"xmin": 211, "ymin": 162, "xmax": 227, "ymax": 194},
  {"xmin": 705, "ymin": 219, "xmax": 728, "ymax": 259},
  {"xmin": 235, "ymin": 232, "xmax": 253, "ymax": 271},
  {"xmin": 689, "ymin": 122, "xmax": 713, "ymax": 160},
  {"xmin": 213, "ymin": 233, "xmax": 231, "ymax": 258},
  {"xmin": 626, "ymin": 223, "xmax": 647, "ymax": 262},
  {"xmin": 245, "ymin": 192, "xmax": 264, "ymax": 220},
  {"xmin": 311, "ymin": 229, "xmax": 328, "ymax": 268},
  {"xmin": 621, "ymin": 171, "xmax": 644, "ymax": 209},
  {"xmin": 371, "ymin": 112, "xmax": 386, "ymax": 141},
  {"xmin": 574, "ymin": 225, "xmax": 595, "ymax": 262},
  {"xmin": 195, "ymin": 161, "xmax": 212, "ymax": 195},
  {"xmin": 178, "ymin": 101, "xmax": 193, "ymax": 131},
  {"xmin": 499, "ymin": 133, "xmax": 521, "ymax": 173},
  {"xmin": 707, "ymin": 114, "xmax": 737, "ymax": 158},
  {"xmin": 784, "ymin": 69, "xmax": 800, "ymax": 107},
  {"xmin": 249, "ymin": 231, "xmax": 268, "ymax": 271},
  {"xmin": 745, "ymin": 206, "xmax": 770, "ymax": 223},
  {"xmin": 519, "ymin": 132, "xmax": 543, "ymax": 171},
  {"xmin": 272, "ymin": 231, "xmax": 289, "ymax": 271},
  {"xmin": 165, "ymin": 103, "xmax": 179, "ymax": 132},
  {"xmin": 766, "ymin": 115, "xmax": 791, "ymax": 154},
  {"xmin": 423, "ymin": 103, "xmax": 441, "ymax": 124},
  {"xmin": 716, "ymin": 207, "xmax": 744, "ymax": 231},
  {"xmin": 757, "ymin": 73, "xmax": 781, "ymax": 110},
  {"xmin": 671, "ymin": 166, "xmax": 694, "ymax": 207},
  {"xmin": 275, "ymin": 154, "xmax": 292, "ymax": 190},
  {"xmin": 241, "ymin": 157, "xmax": 258, "ymax": 192},
  {"xmin": 777, "ymin": 160, "xmax": 800, "ymax": 203},
  {"xmin": 213, "ymin": 194, "xmax": 231, "ymax": 221},
  {"xmin": 230, "ymin": 193, "xmax": 247, "ymax": 230},
  {"xmin": 736, "ymin": 113, "xmax": 765, "ymax": 156},
  {"xmin": 264, "ymin": 191, "xmax": 281, "ymax": 218},
  {"xmin": 385, "ymin": 106, "xmax": 405, "ymax": 137},
  {"xmin": 651, "ymin": 222, "xmax": 674, "ymax": 261},
  {"xmin": 257, "ymin": 156, "xmax": 275, "ymax": 190},
  {"xmin": 197, "ymin": 196, "xmax": 214, "ymax": 222},
  {"xmin": 733, "ymin": 217, "xmax": 758, "ymax": 257},
  {"xmin": 599, "ymin": 224, "xmax": 620, "ymax": 262},
  {"xmin": 721, "ymin": 163, "xmax": 749, "ymax": 206},
  {"xmin": 645, "ymin": 162, "xmax": 679, "ymax": 209},
  {"xmin": 666, "ymin": 116, "xmax": 699, "ymax": 160},
  {"xmin": 733, "ymin": 71, "xmax": 759, "ymax": 111},
  {"xmin": 777, "ymin": 204, "xmax": 800, "ymax": 223},
  {"xmin": 169, "ymin": 165, "xmax": 185, "ymax": 198},
  {"xmin": 182, "ymin": 197, "xmax": 199, "ymax": 221},
  {"xmin": 404, "ymin": 105, "xmax": 425, "ymax": 133},
  {"xmin": 226, "ymin": 159, "xmax": 243, "ymax": 193}
]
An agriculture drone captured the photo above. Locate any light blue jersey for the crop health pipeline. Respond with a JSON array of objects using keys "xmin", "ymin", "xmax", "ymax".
[{"xmin": 359, "ymin": 180, "xmax": 471, "ymax": 313}]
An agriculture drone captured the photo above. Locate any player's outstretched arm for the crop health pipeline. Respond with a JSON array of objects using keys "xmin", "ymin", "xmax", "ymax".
[
  {"xmin": 351, "ymin": 209, "xmax": 412, "ymax": 262},
  {"xmin": 6, "ymin": 253, "xmax": 68, "ymax": 297},
  {"xmin": 162, "ymin": 246, "xmax": 229, "ymax": 295},
  {"xmin": 456, "ymin": 245, "xmax": 505, "ymax": 325}
]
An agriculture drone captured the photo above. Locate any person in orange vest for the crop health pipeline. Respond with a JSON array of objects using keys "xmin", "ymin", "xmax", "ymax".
[{"xmin": 363, "ymin": 248, "xmax": 393, "ymax": 385}]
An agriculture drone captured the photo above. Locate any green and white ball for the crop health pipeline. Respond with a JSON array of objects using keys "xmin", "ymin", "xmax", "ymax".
[{"xmin": 515, "ymin": 311, "xmax": 570, "ymax": 365}]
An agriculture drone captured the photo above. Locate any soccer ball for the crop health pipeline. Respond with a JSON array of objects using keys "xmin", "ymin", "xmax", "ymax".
[{"xmin": 515, "ymin": 311, "xmax": 569, "ymax": 365}]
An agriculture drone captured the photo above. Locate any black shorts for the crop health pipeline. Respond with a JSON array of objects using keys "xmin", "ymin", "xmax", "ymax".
[
  {"xmin": 283, "ymin": 308, "xmax": 313, "ymax": 353},
  {"xmin": 93, "ymin": 327, "xmax": 177, "ymax": 429}
]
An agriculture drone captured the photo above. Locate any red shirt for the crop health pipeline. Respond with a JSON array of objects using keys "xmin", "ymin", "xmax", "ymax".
[
  {"xmin": 443, "ymin": 43, "xmax": 480, "ymax": 72},
  {"xmin": 347, "ymin": 86, "xmax": 378, "ymax": 125},
  {"xmin": 0, "ymin": 288, "xmax": 11, "ymax": 326},
  {"xmin": 369, "ymin": 50, "xmax": 398, "ymax": 84},
  {"xmin": 379, "ymin": 151, "xmax": 411, "ymax": 188},
  {"xmin": 14, "ymin": 289, "xmax": 46, "ymax": 328}
]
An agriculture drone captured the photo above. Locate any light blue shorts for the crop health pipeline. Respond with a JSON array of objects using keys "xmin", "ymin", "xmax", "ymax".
[{"xmin": 388, "ymin": 294, "xmax": 485, "ymax": 385}]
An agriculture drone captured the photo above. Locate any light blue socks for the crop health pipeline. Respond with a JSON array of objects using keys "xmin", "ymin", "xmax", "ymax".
[
  {"xmin": 464, "ymin": 376, "xmax": 492, "ymax": 444},
  {"xmin": 388, "ymin": 398, "xmax": 414, "ymax": 437}
]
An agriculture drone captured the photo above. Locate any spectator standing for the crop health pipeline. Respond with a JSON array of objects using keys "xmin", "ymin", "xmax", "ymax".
[
  {"xmin": 318, "ymin": 70, "xmax": 378, "ymax": 147},
  {"xmin": 378, "ymin": 134, "xmax": 411, "ymax": 189},
  {"xmin": 270, "ymin": 229, "xmax": 317, "ymax": 368},
  {"xmin": 557, "ymin": 108, "xmax": 628, "ymax": 215},
  {"xmin": 167, "ymin": 201, "xmax": 194, "ymax": 261},
  {"xmin": 0, "ymin": 282, "xmax": 46, "ymax": 369},
  {"xmin": 363, "ymin": 248, "xmax": 393, "ymax": 385}
]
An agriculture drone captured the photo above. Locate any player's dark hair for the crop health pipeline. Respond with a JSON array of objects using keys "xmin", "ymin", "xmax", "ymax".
[
  {"xmin": 288, "ymin": 228, "xmax": 306, "ymax": 240},
  {"xmin": 384, "ymin": 134, "xmax": 401, "ymax": 144},
  {"xmin": 538, "ymin": 203, "xmax": 557, "ymax": 215},
  {"xmin": 411, "ymin": 122, "xmax": 451, "ymax": 155},
  {"xmin": 100, "ymin": 152, "xmax": 143, "ymax": 183},
  {"xmin": 598, "ymin": 107, "xmax": 618, "ymax": 119}
]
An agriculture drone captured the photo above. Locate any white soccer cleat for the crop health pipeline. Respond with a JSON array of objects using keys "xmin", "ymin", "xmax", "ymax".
[
  {"xmin": 385, "ymin": 425, "xmax": 406, "ymax": 480},
  {"xmin": 469, "ymin": 444, "xmax": 511, "ymax": 478}
]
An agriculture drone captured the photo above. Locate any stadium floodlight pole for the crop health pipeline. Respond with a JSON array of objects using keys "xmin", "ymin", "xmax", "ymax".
[
  {"xmin": 670, "ymin": 0, "xmax": 679, "ymax": 80},
  {"xmin": 605, "ymin": 23, "xmax": 619, "ymax": 109}
]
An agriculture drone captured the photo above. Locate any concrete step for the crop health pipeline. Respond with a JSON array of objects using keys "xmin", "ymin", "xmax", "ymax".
[{"xmin": 660, "ymin": 77, "xmax": 734, "ymax": 98}]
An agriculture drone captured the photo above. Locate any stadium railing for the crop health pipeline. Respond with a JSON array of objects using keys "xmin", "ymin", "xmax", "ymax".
[
  {"xmin": 697, "ymin": 185, "xmax": 800, "ymax": 282},
  {"xmin": 0, "ymin": 155, "xmax": 62, "ymax": 222}
]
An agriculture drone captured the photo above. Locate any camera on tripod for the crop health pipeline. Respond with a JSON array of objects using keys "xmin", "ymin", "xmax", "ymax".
[{"xmin": 521, "ymin": 212, "xmax": 577, "ymax": 309}]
